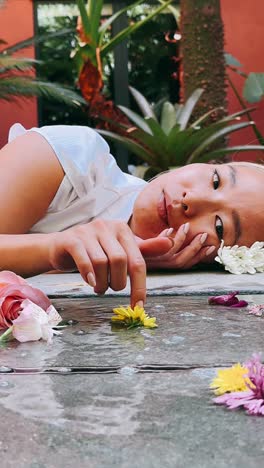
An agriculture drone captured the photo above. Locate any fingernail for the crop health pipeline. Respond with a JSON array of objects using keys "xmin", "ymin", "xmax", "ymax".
[
  {"xmin": 200, "ymin": 233, "xmax": 208, "ymax": 244},
  {"xmin": 136, "ymin": 300, "xmax": 144, "ymax": 308},
  {"xmin": 87, "ymin": 272, "xmax": 96, "ymax": 287},
  {"xmin": 183, "ymin": 222, "xmax": 189, "ymax": 234},
  {"xmin": 166, "ymin": 227, "xmax": 174, "ymax": 236},
  {"xmin": 205, "ymin": 246, "xmax": 216, "ymax": 256}
]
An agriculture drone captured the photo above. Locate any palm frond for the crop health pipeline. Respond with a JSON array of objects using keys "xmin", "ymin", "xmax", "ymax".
[
  {"xmin": 0, "ymin": 56, "xmax": 41, "ymax": 73},
  {"xmin": 0, "ymin": 76, "xmax": 86, "ymax": 107}
]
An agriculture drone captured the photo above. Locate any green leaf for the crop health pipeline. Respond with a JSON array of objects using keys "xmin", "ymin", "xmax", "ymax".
[
  {"xmin": 88, "ymin": 0, "xmax": 104, "ymax": 44},
  {"xmin": 224, "ymin": 52, "xmax": 243, "ymax": 68},
  {"xmin": 186, "ymin": 122, "xmax": 254, "ymax": 163},
  {"xmin": 118, "ymin": 105, "xmax": 152, "ymax": 134},
  {"xmin": 76, "ymin": 0, "xmax": 91, "ymax": 38},
  {"xmin": 0, "ymin": 56, "xmax": 41, "ymax": 73},
  {"xmin": 98, "ymin": 0, "xmax": 145, "ymax": 45},
  {"xmin": 160, "ymin": 102, "xmax": 177, "ymax": 134},
  {"xmin": 166, "ymin": 127, "xmax": 195, "ymax": 166},
  {"xmin": 197, "ymin": 145, "xmax": 264, "ymax": 163},
  {"xmin": 98, "ymin": 129, "xmax": 156, "ymax": 166},
  {"xmin": 145, "ymin": 117, "xmax": 167, "ymax": 145},
  {"xmin": 190, "ymin": 107, "xmax": 223, "ymax": 129},
  {"xmin": 243, "ymin": 72, "xmax": 264, "ymax": 103},
  {"xmin": 219, "ymin": 107, "xmax": 257, "ymax": 123},
  {"xmin": 1, "ymin": 29, "xmax": 74, "ymax": 55},
  {"xmin": 0, "ymin": 76, "xmax": 86, "ymax": 107},
  {"xmin": 177, "ymin": 88, "xmax": 204, "ymax": 130},
  {"xmin": 129, "ymin": 86, "xmax": 157, "ymax": 119},
  {"xmin": 101, "ymin": 0, "xmax": 173, "ymax": 58}
]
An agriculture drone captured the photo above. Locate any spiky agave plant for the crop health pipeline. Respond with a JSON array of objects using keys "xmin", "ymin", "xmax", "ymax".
[
  {"xmin": 98, "ymin": 87, "xmax": 264, "ymax": 179},
  {"xmin": 0, "ymin": 38, "xmax": 86, "ymax": 106}
]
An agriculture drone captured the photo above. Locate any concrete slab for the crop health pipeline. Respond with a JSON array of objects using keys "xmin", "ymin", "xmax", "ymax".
[
  {"xmin": 0, "ymin": 371, "xmax": 264, "ymax": 468},
  {"xmin": 28, "ymin": 271, "xmax": 264, "ymax": 298},
  {"xmin": 1, "ymin": 288, "xmax": 264, "ymax": 467},
  {"xmin": 1, "ymin": 296, "xmax": 263, "ymax": 369}
]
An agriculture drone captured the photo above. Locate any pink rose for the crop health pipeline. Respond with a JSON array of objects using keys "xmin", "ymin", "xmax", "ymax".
[{"xmin": 0, "ymin": 271, "xmax": 51, "ymax": 329}]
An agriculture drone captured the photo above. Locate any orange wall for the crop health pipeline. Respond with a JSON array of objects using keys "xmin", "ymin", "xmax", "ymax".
[
  {"xmin": 221, "ymin": 0, "xmax": 264, "ymax": 161},
  {"xmin": 0, "ymin": 0, "xmax": 37, "ymax": 148}
]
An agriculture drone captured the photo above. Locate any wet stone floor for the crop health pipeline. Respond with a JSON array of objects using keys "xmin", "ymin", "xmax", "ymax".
[{"xmin": 0, "ymin": 294, "xmax": 264, "ymax": 468}]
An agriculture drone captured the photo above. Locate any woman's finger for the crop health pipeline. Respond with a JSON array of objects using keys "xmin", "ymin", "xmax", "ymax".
[
  {"xmin": 136, "ymin": 235, "xmax": 173, "ymax": 258},
  {"xmin": 156, "ymin": 223, "xmax": 190, "ymax": 260},
  {"xmin": 182, "ymin": 245, "xmax": 216, "ymax": 270},
  {"xmin": 65, "ymin": 239, "xmax": 96, "ymax": 286},
  {"xmin": 171, "ymin": 232, "xmax": 208, "ymax": 269},
  {"xmin": 118, "ymin": 228, "xmax": 147, "ymax": 308},
  {"xmin": 87, "ymin": 242, "xmax": 109, "ymax": 295},
  {"xmin": 97, "ymin": 232, "xmax": 128, "ymax": 292},
  {"xmin": 146, "ymin": 232, "xmax": 209, "ymax": 270}
]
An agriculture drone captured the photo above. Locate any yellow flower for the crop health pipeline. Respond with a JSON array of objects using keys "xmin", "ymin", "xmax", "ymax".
[
  {"xmin": 210, "ymin": 363, "xmax": 254, "ymax": 395},
  {"xmin": 111, "ymin": 305, "xmax": 157, "ymax": 329}
]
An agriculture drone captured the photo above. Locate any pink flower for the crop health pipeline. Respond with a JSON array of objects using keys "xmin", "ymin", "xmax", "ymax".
[
  {"xmin": 0, "ymin": 271, "xmax": 51, "ymax": 329},
  {"xmin": 214, "ymin": 355, "xmax": 264, "ymax": 416},
  {"xmin": 208, "ymin": 291, "xmax": 248, "ymax": 308},
  {"xmin": 12, "ymin": 299, "xmax": 62, "ymax": 343}
]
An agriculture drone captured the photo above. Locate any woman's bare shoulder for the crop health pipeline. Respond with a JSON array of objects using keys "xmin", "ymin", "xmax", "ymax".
[{"xmin": 0, "ymin": 131, "xmax": 64, "ymax": 234}]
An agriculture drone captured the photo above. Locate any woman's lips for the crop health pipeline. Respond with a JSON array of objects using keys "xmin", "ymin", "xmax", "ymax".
[{"xmin": 157, "ymin": 191, "xmax": 168, "ymax": 225}]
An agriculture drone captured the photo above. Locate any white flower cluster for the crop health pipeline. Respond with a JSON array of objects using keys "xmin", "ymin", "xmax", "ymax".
[{"xmin": 215, "ymin": 240, "xmax": 264, "ymax": 274}]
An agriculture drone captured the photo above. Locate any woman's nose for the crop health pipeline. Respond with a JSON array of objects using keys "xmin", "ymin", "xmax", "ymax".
[{"xmin": 181, "ymin": 191, "xmax": 216, "ymax": 217}]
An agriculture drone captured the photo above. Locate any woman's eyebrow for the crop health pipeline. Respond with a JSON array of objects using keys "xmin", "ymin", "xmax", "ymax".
[
  {"xmin": 228, "ymin": 165, "xmax": 237, "ymax": 186},
  {"xmin": 232, "ymin": 209, "xmax": 242, "ymax": 244}
]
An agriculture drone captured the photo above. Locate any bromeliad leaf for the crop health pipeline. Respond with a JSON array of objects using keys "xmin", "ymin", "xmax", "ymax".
[
  {"xmin": 177, "ymin": 88, "xmax": 204, "ymax": 130},
  {"xmin": 118, "ymin": 105, "xmax": 152, "ymax": 134},
  {"xmin": 129, "ymin": 85, "xmax": 156, "ymax": 119},
  {"xmin": 160, "ymin": 102, "xmax": 177, "ymax": 134},
  {"xmin": 197, "ymin": 145, "xmax": 264, "ymax": 163},
  {"xmin": 187, "ymin": 121, "xmax": 255, "ymax": 163}
]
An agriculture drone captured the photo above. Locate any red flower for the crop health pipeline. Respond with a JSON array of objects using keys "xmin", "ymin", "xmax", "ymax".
[{"xmin": 0, "ymin": 271, "xmax": 51, "ymax": 329}]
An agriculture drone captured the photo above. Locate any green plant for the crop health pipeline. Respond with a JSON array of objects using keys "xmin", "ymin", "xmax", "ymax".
[
  {"xmin": 98, "ymin": 87, "xmax": 264, "ymax": 179},
  {"xmin": 74, "ymin": 0, "xmax": 173, "ymax": 120},
  {"xmin": 0, "ymin": 37, "xmax": 86, "ymax": 106}
]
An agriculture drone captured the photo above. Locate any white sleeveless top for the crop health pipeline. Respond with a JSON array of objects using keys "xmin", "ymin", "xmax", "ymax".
[{"xmin": 8, "ymin": 123, "xmax": 147, "ymax": 234}]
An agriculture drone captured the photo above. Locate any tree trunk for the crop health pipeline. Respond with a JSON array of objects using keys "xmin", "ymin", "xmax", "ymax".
[{"xmin": 180, "ymin": 0, "xmax": 227, "ymax": 122}]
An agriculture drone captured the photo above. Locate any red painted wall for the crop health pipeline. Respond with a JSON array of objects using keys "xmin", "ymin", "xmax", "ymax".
[
  {"xmin": 0, "ymin": 0, "xmax": 37, "ymax": 149},
  {"xmin": 221, "ymin": 0, "xmax": 264, "ymax": 161}
]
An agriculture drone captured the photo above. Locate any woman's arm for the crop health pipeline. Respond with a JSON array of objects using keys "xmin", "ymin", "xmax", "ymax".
[
  {"xmin": 0, "ymin": 233, "xmax": 52, "ymax": 276},
  {"xmin": 0, "ymin": 131, "xmax": 64, "ymax": 233}
]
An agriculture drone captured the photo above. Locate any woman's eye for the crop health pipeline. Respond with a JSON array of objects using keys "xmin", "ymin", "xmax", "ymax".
[
  {"xmin": 213, "ymin": 169, "xmax": 220, "ymax": 189},
  {"xmin": 215, "ymin": 216, "xmax": 224, "ymax": 240}
]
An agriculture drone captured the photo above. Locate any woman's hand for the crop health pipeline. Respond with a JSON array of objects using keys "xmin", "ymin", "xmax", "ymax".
[
  {"xmin": 145, "ymin": 223, "xmax": 216, "ymax": 270},
  {"xmin": 47, "ymin": 219, "xmax": 173, "ymax": 307}
]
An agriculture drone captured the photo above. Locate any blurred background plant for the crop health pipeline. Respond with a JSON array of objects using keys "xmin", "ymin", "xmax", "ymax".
[
  {"xmin": 98, "ymin": 86, "xmax": 264, "ymax": 179},
  {"xmin": 36, "ymin": 0, "xmax": 179, "ymax": 127},
  {"xmin": 15, "ymin": 0, "xmax": 264, "ymax": 173},
  {"xmin": 0, "ymin": 36, "xmax": 86, "ymax": 108}
]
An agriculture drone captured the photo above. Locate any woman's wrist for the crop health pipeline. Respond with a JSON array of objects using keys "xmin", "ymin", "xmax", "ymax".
[{"xmin": 0, "ymin": 232, "xmax": 55, "ymax": 277}]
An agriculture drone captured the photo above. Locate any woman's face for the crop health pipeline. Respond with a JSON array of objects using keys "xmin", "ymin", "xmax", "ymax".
[{"xmin": 129, "ymin": 163, "xmax": 264, "ymax": 249}]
